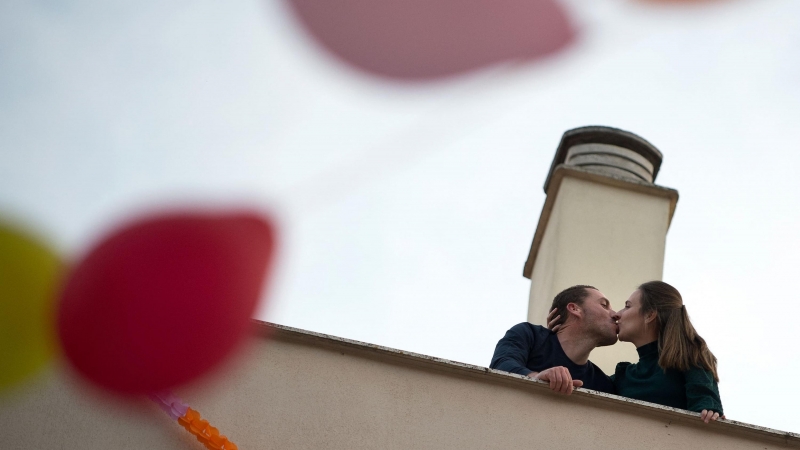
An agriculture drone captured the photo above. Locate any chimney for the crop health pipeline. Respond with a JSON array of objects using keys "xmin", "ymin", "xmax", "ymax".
[{"xmin": 523, "ymin": 126, "xmax": 679, "ymax": 374}]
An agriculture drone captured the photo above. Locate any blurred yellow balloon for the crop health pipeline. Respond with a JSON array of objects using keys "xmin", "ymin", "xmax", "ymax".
[{"xmin": 0, "ymin": 222, "xmax": 61, "ymax": 392}]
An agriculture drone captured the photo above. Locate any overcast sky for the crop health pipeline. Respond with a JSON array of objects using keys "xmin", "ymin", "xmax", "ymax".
[{"xmin": 2, "ymin": 0, "xmax": 799, "ymax": 434}]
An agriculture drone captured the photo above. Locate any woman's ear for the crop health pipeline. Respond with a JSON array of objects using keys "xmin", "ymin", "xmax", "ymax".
[{"xmin": 644, "ymin": 310, "xmax": 657, "ymax": 325}]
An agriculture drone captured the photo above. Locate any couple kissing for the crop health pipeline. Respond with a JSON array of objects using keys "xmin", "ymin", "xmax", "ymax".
[{"xmin": 490, "ymin": 281, "xmax": 723, "ymax": 423}]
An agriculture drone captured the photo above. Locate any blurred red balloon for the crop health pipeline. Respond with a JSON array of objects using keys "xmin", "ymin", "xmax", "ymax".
[
  {"xmin": 286, "ymin": 0, "xmax": 575, "ymax": 80},
  {"xmin": 58, "ymin": 211, "xmax": 275, "ymax": 395}
]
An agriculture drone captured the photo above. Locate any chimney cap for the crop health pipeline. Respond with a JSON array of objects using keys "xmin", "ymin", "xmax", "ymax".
[{"xmin": 543, "ymin": 126, "xmax": 663, "ymax": 193}]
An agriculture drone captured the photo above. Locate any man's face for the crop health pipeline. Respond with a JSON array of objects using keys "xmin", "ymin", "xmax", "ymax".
[{"xmin": 578, "ymin": 289, "xmax": 619, "ymax": 347}]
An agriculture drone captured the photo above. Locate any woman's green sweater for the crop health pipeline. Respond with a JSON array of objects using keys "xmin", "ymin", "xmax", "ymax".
[{"xmin": 612, "ymin": 341, "xmax": 723, "ymax": 415}]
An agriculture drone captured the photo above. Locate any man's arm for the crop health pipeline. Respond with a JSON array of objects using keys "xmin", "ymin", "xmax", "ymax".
[
  {"xmin": 490, "ymin": 323, "xmax": 537, "ymax": 376},
  {"xmin": 490, "ymin": 323, "xmax": 583, "ymax": 395}
]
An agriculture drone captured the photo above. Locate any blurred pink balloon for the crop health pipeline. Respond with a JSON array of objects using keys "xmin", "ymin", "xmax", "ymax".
[
  {"xmin": 286, "ymin": 0, "xmax": 575, "ymax": 80},
  {"xmin": 638, "ymin": 0, "xmax": 721, "ymax": 3}
]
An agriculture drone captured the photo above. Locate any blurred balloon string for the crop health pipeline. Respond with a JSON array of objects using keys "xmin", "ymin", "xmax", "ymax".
[
  {"xmin": 150, "ymin": 391, "xmax": 189, "ymax": 420},
  {"xmin": 151, "ymin": 391, "xmax": 238, "ymax": 450}
]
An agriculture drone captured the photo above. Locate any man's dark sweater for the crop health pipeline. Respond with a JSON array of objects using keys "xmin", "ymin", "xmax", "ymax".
[{"xmin": 490, "ymin": 322, "xmax": 615, "ymax": 394}]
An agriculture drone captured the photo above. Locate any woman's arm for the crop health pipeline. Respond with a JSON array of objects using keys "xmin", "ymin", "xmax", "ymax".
[{"xmin": 685, "ymin": 367, "xmax": 724, "ymax": 422}]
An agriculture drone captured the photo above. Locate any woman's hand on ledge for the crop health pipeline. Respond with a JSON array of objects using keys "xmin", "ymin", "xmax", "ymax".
[{"xmin": 700, "ymin": 410, "xmax": 723, "ymax": 423}]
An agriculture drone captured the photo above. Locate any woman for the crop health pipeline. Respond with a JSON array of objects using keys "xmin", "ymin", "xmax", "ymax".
[{"xmin": 614, "ymin": 281, "xmax": 724, "ymax": 423}]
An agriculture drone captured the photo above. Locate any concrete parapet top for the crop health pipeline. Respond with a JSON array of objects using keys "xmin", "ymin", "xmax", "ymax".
[{"xmin": 255, "ymin": 320, "xmax": 800, "ymax": 448}]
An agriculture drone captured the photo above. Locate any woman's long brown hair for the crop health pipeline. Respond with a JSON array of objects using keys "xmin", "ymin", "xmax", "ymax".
[{"xmin": 638, "ymin": 281, "xmax": 719, "ymax": 382}]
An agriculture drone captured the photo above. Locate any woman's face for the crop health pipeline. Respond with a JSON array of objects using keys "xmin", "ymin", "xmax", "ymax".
[{"xmin": 617, "ymin": 289, "xmax": 651, "ymax": 343}]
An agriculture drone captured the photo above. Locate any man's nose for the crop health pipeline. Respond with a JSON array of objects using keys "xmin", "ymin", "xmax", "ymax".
[{"xmin": 611, "ymin": 310, "xmax": 620, "ymax": 321}]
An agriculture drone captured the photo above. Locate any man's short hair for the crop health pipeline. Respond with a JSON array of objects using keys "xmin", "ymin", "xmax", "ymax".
[{"xmin": 549, "ymin": 285, "xmax": 597, "ymax": 328}]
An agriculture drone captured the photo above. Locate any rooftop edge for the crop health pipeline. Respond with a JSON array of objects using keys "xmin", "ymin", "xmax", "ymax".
[{"xmin": 253, "ymin": 320, "xmax": 799, "ymax": 446}]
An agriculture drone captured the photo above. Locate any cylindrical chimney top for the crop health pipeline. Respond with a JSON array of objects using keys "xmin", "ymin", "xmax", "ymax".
[{"xmin": 542, "ymin": 126, "xmax": 663, "ymax": 193}]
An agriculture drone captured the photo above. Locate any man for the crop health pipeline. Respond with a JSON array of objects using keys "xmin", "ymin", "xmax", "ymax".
[{"xmin": 490, "ymin": 285, "xmax": 619, "ymax": 394}]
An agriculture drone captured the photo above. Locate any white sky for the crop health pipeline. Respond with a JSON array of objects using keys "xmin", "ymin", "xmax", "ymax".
[{"xmin": 2, "ymin": 0, "xmax": 799, "ymax": 434}]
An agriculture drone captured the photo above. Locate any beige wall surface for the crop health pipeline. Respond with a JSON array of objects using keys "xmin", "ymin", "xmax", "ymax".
[
  {"xmin": 2, "ymin": 323, "xmax": 797, "ymax": 450},
  {"xmin": 528, "ymin": 171, "xmax": 675, "ymax": 374}
]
